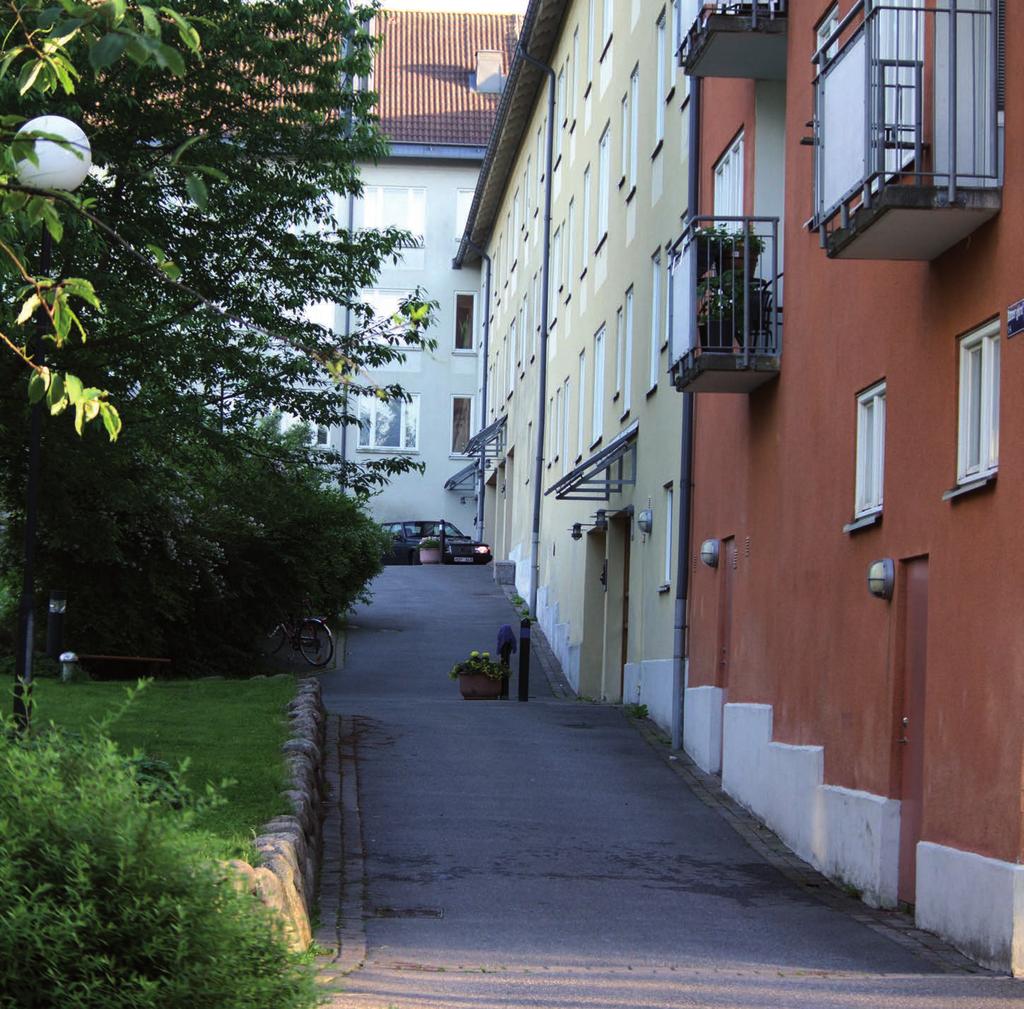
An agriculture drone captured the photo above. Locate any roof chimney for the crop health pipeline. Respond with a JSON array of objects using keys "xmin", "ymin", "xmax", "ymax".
[{"xmin": 474, "ymin": 50, "xmax": 504, "ymax": 94}]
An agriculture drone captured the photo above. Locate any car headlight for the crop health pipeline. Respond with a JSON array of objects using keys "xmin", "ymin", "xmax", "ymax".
[{"xmin": 474, "ymin": 545, "xmax": 491, "ymax": 554}]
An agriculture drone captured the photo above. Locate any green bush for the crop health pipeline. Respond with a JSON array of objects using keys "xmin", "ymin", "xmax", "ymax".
[{"xmin": 0, "ymin": 719, "xmax": 318, "ymax": 1009}]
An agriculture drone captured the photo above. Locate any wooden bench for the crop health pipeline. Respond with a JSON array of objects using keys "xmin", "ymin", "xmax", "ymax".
[{"xmin": 75, "ymin": 654, "xmax": 173, "ymax": 680}]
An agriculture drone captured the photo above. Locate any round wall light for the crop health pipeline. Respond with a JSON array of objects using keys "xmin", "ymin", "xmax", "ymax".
[
  {"xmin": 700, "ymin": 539, "xmax": 720, "ymax": 568},
  {"xmin": 867, "ymin": 558, "xmax": 895, "ymax": 600},
  {"xmin": 637, "ymin": 509, "xmax": 653, "ymax": 535},
  {"xmin": 15, "ymin": 116, "xmax": 92, "ymax": 191}
]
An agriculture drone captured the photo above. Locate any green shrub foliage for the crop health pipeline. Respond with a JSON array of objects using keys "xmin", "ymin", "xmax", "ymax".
[{"xmin": 0, "ymin": 721, "xmax": 318, "ymax": 1009}]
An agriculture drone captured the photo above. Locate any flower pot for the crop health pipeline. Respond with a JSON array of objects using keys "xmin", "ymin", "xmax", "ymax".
[
  {"xmin": 457, "ymin": 672, "xmax": 504, "ymax": 700},
  {"xmin": 418, "ymin": 547, "xmax": 441, "ymax": 564}
]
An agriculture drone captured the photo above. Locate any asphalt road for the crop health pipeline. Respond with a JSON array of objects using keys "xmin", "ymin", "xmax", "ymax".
[{"xmin": 319, "ymin": 566, "xmax": 1023, "ymax": 1008}]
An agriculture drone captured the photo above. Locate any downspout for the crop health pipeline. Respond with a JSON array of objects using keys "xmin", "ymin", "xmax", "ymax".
[
  {"xmin": 518, "ymin": 41, "xmax": 555, "ymax": 621},
  {"xmin": 457, "ymin": 238, "xmax": 492, "ymax": 544},
  {"xmin": 672, "ymin": 76, "xmax": 701, "ymax": 753}
]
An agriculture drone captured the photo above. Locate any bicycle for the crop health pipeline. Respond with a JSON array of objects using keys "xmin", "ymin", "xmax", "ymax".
[{"xmin": 268, "ymin": 613, "xmax": 335, "ymax": 667}]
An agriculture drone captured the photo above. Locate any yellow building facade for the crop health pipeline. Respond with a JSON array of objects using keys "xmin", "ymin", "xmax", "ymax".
[{"xmin": 456, "ymin": 0, "xmax": 696, "ymax": 725}]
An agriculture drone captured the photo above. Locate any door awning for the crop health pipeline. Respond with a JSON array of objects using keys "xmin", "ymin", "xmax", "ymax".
[
  {"xmin": 463, "ymin": 414, "xmax": 507, "ymax": 460},
  {"xmin": 444, "ymin": 461, "xmax": 478, "ymax": 492},
  {"xmin": 545, "ymin": 421, "xmax": 639, "ymax": 501}
]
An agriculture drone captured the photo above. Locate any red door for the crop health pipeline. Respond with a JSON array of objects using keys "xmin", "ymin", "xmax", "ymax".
[{"xmin": 897, "ymin": 557, "xmax": 929, "ymax": 905}]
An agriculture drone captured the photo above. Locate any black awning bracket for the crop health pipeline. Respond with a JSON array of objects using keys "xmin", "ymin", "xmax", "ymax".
[
  {"xmin": 545, "ymin": 421, "xmax": 639, "ymax": 501},
  {"xmin": 444, "ymin": 461, "xmax": 478, "ymax": 493},
  {"xmin": 464, "ymin": 414, "xmax": 507, "ymax": 461}
]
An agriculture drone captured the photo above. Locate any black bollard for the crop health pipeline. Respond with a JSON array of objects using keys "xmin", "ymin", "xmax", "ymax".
[{"xmin": 518, "ymin": 618, "xmax": 530, "ymax": 702}]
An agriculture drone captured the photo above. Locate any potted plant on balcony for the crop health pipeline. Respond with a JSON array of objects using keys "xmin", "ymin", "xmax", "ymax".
[
  {"xmin": 418, "ymin": 537, "xmax": 442, "ymax": 564},
  {"xmin": 693, "ymin": 225, "xmax": 766, "ymax": 351},
  {"xmin": 449, "ymin": 650, "xmax": 508, "ymax": 700}
]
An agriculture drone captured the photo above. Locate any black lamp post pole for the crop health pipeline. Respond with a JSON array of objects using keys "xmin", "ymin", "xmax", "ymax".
[{"xmin": 13, "ymin": 228, "xmax": 53, "ymax": 731}]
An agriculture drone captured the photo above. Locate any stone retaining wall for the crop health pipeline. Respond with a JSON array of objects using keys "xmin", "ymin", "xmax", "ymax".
[{"xmin": 224, "ymin": 677, "xmax": 325, "ymax": 950}]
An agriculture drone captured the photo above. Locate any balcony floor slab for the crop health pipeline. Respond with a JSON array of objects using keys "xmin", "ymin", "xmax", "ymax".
[
  {"xmin": 684, "ymin": 14, "xmax": 787, "ymax": 80},
  {"xmin": 671, "ymin": 352, "xmax": 780, "ymax": 394}
]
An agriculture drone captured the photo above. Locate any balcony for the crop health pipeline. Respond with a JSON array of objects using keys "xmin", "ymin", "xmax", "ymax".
[
  {"xmin": 812, "ymin": 0, "xmax": 1001, "ymax": 261},
  {"xmin": 669, "ymin": 216, "xmax": 781, "ymax": 394},
  {"xmin": 680, "ymin": 1, "xmax": 787, "ymax": 80}
]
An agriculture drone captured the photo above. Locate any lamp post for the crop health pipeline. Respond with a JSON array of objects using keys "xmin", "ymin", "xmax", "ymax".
[{"xmin": 12, "ymin": 115, "xmax": 91, "ymax": 729}]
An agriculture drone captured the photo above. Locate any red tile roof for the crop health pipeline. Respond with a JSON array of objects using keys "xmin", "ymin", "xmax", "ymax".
[{"xmin": 375, "ymin": 10, "xmax": 522, "ymax": 147}]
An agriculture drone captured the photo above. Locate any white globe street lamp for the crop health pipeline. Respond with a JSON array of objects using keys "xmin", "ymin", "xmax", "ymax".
[{"xmin": 15, "ymin": 115, "xmax": 92, "ymax": 192}]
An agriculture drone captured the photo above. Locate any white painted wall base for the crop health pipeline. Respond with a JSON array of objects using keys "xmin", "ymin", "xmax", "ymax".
[
  {"xmin": 721, "ymin": 703, "xmax": 900, "ymax": 909},
  {"xmin": 683, "ymin": 685, "xmax": 725, "ymax": 774},
  {"xmin": 537, "ymin": 585, "xmax": 580, "ymax": 693},
  {"xmin": 623, "ymin": 659, "xmax": 674, "ymax": 732},
  {"xmin": 917, "ymin": 841, "xmax": 1024, "ymax": 975}
]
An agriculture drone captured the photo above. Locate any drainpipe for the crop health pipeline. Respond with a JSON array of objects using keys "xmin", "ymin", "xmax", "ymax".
[
  {"xmin": 518, "ymin": 41, "xmax": 555, "ymax": 622},
  {"xmin": 672, "ymin": 76, "xmax": 701, "ymax": 753},
  {"xmin": 457, "ymin": 238, "xmax": 492, "ymax": 543}
]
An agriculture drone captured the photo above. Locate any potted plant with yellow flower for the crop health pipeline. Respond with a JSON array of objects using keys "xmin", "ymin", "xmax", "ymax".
[{"xmin": 449, "ymin": 650, "xmax": 507, "ymax": 700}]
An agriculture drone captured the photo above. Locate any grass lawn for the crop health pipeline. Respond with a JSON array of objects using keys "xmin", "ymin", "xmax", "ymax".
[{"xmin": 31, "ymin": 676, "xmax": 297, "ymax": 860}]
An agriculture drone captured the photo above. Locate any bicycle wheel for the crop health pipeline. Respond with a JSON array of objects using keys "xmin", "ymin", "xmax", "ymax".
[
  {"xmin": 268, "ymin": 624, "xmax": 288, "ymax": 655},
  {"xmin": 298, "ymin": 618, "xmax": 334, "ymax": 667}
]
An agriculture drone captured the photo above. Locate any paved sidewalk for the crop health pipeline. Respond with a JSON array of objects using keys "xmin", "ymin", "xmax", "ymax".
[{"xmin": 314, "ymin": 566, "xmax": 1021, "ymax": 1008}]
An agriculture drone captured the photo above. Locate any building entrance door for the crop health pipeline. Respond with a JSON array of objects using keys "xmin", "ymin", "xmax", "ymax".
[
  {"xmin": 897, "ymin": 556, "xmax": 929, "ymax": 906},
  {"xmin": 620, "ymin": 522, "xmax": 631, "ymax": 699}
]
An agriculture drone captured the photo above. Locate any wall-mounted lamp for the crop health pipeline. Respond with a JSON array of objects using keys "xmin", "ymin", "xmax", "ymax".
[
  {"xmin": 593, "ymin": 509, "xmax": 608, "ymax": 531},
  {"xmin": 699, "ymin": 539, "xmax": 720, "ymax": 568},
  {"xmin": 570, "ymin": 522, "xmax": 583, "ymax": 541},
  {"xmin": 637, "ymin": 509, "xmax": 653, "ymax": 535},
  {"xmin": 867, "ymin": 558, "xmax": 895, "ymax": 600}
]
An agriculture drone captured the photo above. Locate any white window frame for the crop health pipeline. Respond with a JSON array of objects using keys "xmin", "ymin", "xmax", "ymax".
[
  {"xmin": 816, "ymin": 4, "xmax": 840, "ymax": 60},
  {"xmin": 655, "ymin": 10, "xmax": 667, "ymax": 146},
  {"xmin": 615, "ymin": 306, "xmax": 624, "ymax": 398},
  {"xmin": 649, "ymin": 252, "xmax": 662, "ymax": 389},
  {"xmin": 454, "ymin": 291, "xmax": 476, "ymax": 353},
  {"xmin": 624, "ymin": 286, "xmax": 634, "ymax": 414},
  {"xmin": 571, "ymin": 27, "xmax": 580, "ymax": 119},
  {"xmin": 550, "ymin": 391, "xmax": 559, "ymax": 458},
  {"xmin": 597, "ymin": 125, "xmax": 611, "ymax": 242},
  {"xmin": 551, "ymin": 224, "xmax": 563, "ymax": 310},
  {"xmin": 602, "ymin": 0, "xmax": 613, "ymax": 50},
  {"xmin": 577, "ymin": 349, "xmax": 587, "ymax": 459},
  {"xmin": 582, "ymin": 164, "xmax": 592, "ymax": 271},
  {"xmin": 450, "ymin": 395, "xmax": 474, "ymax": 456},
  {"xmin": 357, "ymin": 393, "xmax": 420, "ymax": 452},
  {"xmin": 525, "ymin": 156, "xmax": 532, "ymax": 224},
  {"xmin": 507, "ymin": 327, "xmax": 515, "ymax": 395},
  {"xmin": 532, "ymin": 271, "xmax": 541, "ymax": 355},
  {"xmin": 592, "ymin": 325, "xmax": 606, "ymax": 444},
  {"xmin": 587, "ymin": 0, "xmax": 596, "ymax": 77},
  {"xmin": 455, "ymin": 188, "xmax": 474, "ymax": 241},
  {"xmin": 620, "ymin": 92, "xmax": 629, "ymax": 183},
  {"xmin": 854, "ymin": 381, "xmax": 886, "ymax": 517},
  {"xmin": 713, "ymin": 132, "xmax": 745, "ymax": 218},
  {"xmin": 562, "ymin": 376, "xmax": 571, "ymax": 474},
  {"xmin": 566, "ymin": 197, "xmax": 576, "ymax": 296},
  {"xmin": 362, "ymin": 185, "xmax": 426, "ymax": 246},
  {"xmin": 663, "ymin": 484, "xmax": 674, "ymax": 585},
  {"xmin": 315, "ymin": 425, "xmax": 330, "ymax": 448},
  {"xmin": 556, "ymin": 65, "xmax": 566, "ymax": 159},
  {"xmin": 629, "ymin": 66, "xmax": 639, "ymax": 188},
  {"xmin": 957, "ymin": 320, "xmax": 1000, "ymax": 484}
]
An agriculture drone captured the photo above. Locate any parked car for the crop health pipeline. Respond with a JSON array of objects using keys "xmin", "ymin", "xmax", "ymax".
[{"xmin": 382, "ymin": 521, "xmax": 493, "ymax": 566}]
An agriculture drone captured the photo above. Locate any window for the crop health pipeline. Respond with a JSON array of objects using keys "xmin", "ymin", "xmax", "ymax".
[
  {"xmin": 597, "ymin": 126, "xmax": 610, "ymax": 241},
  {"xmin": 451, "ymin": 396, "xmax": 473, "ymax": 455},
  {"xmin": 536, "ymin": 124, "xmax": 544, "ymax": 209},
  {"xmin": 362, "ymin": 186, "xmax": 426, "ymax": 244},
  {"xmin": 582, "ymin": 164, "xmax": 592, "ymax": 270},
  {"xmin": 562, "ymin": 376, "xmax": 571, "ymax": 474},
  {"xmin": 551, "ymin": 225, "xmax": 563, "ymax": 308},
  {"xmin": 506, "ymin": 211, "xmax": 513, "ymax": 268},
  {"xmin": 532, "ymin": 271, "xmax": 541, "ymax": 354},
  {"xmin": 713, "ymin": 133, "xmax": 744, "ymax": 218},
  {"xmin": 577, "ymin": 349, "xmax": 587, "ymax": 459},
  {"xmin": 957, "ymin": 321, "xmax": 1000, "ymax": 484},
  {"xmin": 571, "ymin": 27, "xmax": 580, "ymax": 118},
  {"xmin": 649, "ymin": 253, "xmax": 662, "ymax": 389},
  {"xmin": 566, "ymin": 197, "xmax": 576, "ymax": 295},
  {"xmin": 629, "ymin": 67, "xmax": 639, "ymax": 187},
  {"xmin": 454, "ymin": 293, "xmax": 475, "ymax": 351},
  {"xmin": 655, "ymin": 11, "xmax": 667, "ymax": 146},
  {"xmin": 315, "ymin": 425, "xmax": 329, "ymax": 447},
  {"xmin": 363, "ymin": 289, "xmax": 414, "ymax": 345},
  {"xmin": 508, "ymin": 319, "xmax": 518, "ymax": 390},
  {"xmin": 587, "ymin": 0, "xmax": 595, "ymax": 75},
  {"xmin": 614, "ymin": 307, "xmax": 624, "ymax": 397},
  {"xmin": 602, "ymin": 0, "xmax": 613, "ymax": 49},
  {"xmin": 624, "ymin": 286, "xmax": 634, "ymax": 413},
  {"xmin": 592, "ymin": 325, "xmax": 605, "ymax": 443},
  {"xmin": 816, "ymin": 4, "xmax": 840, "ymax": 61},
  {"xmin": 556, "ymin": 66, "xmax": 566, "ymax": 158},
  {"xmin": 357, "ymin": 394, "xmax": 420, "ymax": 451},
  {"xmin": 455, "ymin": 189, "xmax": 474, "ymax": 240},
  {"xmin": 550, "ymin": 392, "xmax": 559, "ymax": 457},
  {"xmin": 855, "ymin": 382, "xmax": 886, "ymax": 516},
  {"xmin": 663, "ymin": 485, "xmax": 674, "ymax": 585},
  {"xmin": 513, "ymin": 189, "xmax": 521, "ymax": 241},
  {"xmin": 525, "ymin": 156, "xmax": 532, "ymax": 223}
]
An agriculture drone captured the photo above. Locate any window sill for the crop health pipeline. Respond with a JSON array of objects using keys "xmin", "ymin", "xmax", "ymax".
[
  {"xmin": 574, "ymin": 453, "xmax": 584, "ymax": 465},
  {"xmin": 619, "ymin": 408, "xmax": 631, "ymax": 422},
  {"xmin": 584, "ymin": 80, "xmax": 593, "ymax": 99},
  {"xmin": 600, "ymin": 33, "xmax": 613, "ymax": 62},
  {"xmin": 612, "ymin": 391, "xmax": 620, "ymax": 403},
  {"xmin": 594, "ymin": 232, "xmax": 609, "ymax": 256},
  {"xmin": 943, "ymin": 473, "xmax": 997, "ymax": 502},
  {"xmin": 553, "ymin": 154, "xmax": 563, "ymax": 173},
  {"xmin": 618, "ymin": 174, "xmax": 627, "ymax": 190},
  {"xmin": 579, "ymin": 267, "xmax": 588, "ymax": 281},
  {"xmin": 357, "ymin": 447, "xmax": 420, "ymax": 456},
  {"xmin": 452, "ymin": 349, "xmax": 476, "ymax": 356},
  {"xmin": 625, "ymin": 184, "xmax": 637, "ymax": 204},
  {"xmin": 665, "ymin": 85, "xmax": 676, "ymax": 105},
  {"xmin": 650, "ymin": 139, "xmax": 664, "ymax": 161},
  {"xmin": 842, "ymin": 512, "xmax": 882, "ymax": 535},
  {"xmin": 660, "ymin": 339, "xmax": 669, "ymax": 351},
  {"xmin": 589, "ymin": 436, "xmax": 603, "ymax": 451},
  {"xmin": 564, "ymin": 292, "xmax": 572, "ymax": 306},
  {"xmin": 646, "ymin": 384, "xmax": 658, "ymax": 399},
  {"xmin": 569, "ymin": 118, "xmax": 577, "ymax": 135},
  {"xmin": 530, "ymin": 352, "xmax": 536, "ymax": 364},
  {"xmin": 657, "ymin": 583, "xmax": 671, "ymax": 594}
]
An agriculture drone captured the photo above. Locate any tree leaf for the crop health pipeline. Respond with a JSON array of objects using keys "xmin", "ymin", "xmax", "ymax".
[
  {"xmin": 89, "ymin": 32, "xmax": 127, "ymax": 71},
  {"xmin": 184, "ymin": 172, "xmax": 208, "ymax": 212},
  {"xmin": 64, "ymin": 373, "xmax": 85, "ymax": 404},
  {"xmin": 28, "ymin": 368, "xmax": 51, "ymax": 403}
]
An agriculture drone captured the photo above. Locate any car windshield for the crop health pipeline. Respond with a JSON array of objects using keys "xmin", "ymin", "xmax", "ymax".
[{"xmin": 425, "ymin": 522, "xmax": 465, "ymax": 538}]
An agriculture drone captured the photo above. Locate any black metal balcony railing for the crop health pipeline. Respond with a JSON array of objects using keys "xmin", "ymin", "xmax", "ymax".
[
  {"xmin": 812, "ymin": 0, "xmax": 1001, "ymax": 260},
  {"xmin": 679, "ymin": 1, "xmax": 788, "ymax": 80},
  {"xmin": 668, "ymin": 216, "xmax": 781, "ymax": 394}
]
